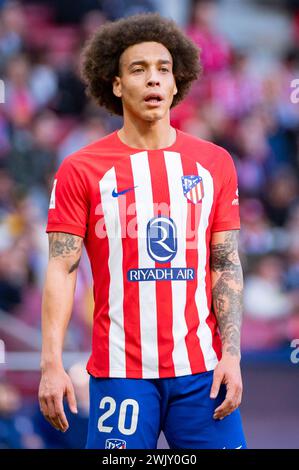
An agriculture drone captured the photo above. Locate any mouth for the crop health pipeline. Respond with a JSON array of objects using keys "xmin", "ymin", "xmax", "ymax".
[{"xmin": 144, "ymin": 94, "xmax": 164, "ymax": 106}]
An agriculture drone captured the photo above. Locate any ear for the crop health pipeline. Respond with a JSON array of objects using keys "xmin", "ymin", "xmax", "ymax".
[
  {"xmin": 112, "ymin": 76, "xmax": 122, "ymax": 98},
  {"xmin": 173, "ymin": 81, "xmax": 178, "ymax": 96}
]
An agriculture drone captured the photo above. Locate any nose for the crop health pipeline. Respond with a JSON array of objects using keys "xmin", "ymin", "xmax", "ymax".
[
  {"xmin": 147, "ymin": 78, "xmax": 160, "ymax": 87},
  {"xmin": 146, "ymin": 68, "xmax": 160, "ymax": 87}
]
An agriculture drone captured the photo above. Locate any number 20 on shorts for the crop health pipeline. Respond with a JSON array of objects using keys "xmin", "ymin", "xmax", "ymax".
[{"xmin": 97, "ymin": 396, "xmax": 139, "ymax": 435}]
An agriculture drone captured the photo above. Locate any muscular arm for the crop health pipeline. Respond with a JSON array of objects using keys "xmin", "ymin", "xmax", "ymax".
[
  {"xmin": 41, "ymin": 232, "xmax": 83, "ymax": 369},
  {"xmin": 209, "ymin": 230, "xmax": 244, "ymax": 420},
  {"xmin": 39, "ymin": 232, "xmax": 83, "ymax": 431},
  {"xmin": 210, "ymin": 230, "xmax": 243, "ymax": 358}
]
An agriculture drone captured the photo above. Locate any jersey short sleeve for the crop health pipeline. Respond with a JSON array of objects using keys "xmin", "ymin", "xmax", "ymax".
[
  {"xmin": 46, "ymin": 157, "xmax": 89, "ymax": 238},
  {"xmin": 211, "ymin": 150, "xmax": 240, "ymax": 232}
]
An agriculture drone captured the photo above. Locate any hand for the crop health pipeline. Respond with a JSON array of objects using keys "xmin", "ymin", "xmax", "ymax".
[
  {"xmin": 210, "ymin": 354, "xmax": 243, "ymax": 420},
  {"xmin": 38, "ymin": 364, "xmax": 78, "ymax": 432}
]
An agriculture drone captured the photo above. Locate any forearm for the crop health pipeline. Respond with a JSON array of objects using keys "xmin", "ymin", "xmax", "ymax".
[
  {"xmin": 40, "ymin": 232, "xmax": 83, "ymax": 371},
  {"xmin": 41, "ymin": 264, "xmax": 77, "ymax": 369},
  {"xmin": 210, "ymin": 230, "xmax": 243, "ymax": 358}
]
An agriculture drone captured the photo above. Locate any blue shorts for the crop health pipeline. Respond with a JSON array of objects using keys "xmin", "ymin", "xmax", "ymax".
[{"xmin": 86, "ymin": 370, "xmax": 247, "ymax": 449}]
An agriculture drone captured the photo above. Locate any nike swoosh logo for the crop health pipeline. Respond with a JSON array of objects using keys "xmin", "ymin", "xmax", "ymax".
[{"xmin": 112, "ymin": 186, "xmax": 138, "ymax": 197}]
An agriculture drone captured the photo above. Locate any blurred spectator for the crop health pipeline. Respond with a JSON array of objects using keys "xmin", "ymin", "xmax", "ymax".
[
  {"xmin": 244, "ymin": 254, "xmax": 292, "ymax": 321},
  {"xmin": 6, "ymin": 110, "xmax": 58, "ymax": 191},
  {"xmin": 3, "ymin": 54, "xmax": 37, "ymax": 126},
  {"xmin": 29, "ymin": 0, "xmax": 101, "ymax": 25},
  {"xmin": 0, "ymin": 381, "xmax": 23, "ymax": 448},
  {"xmin": 0, "ymin": 1, "xmax": 26, "ymax": 69},
  {"xmin": 234, "ymin": 112, "xmax": 271, "ymax": 197},
  {"xmin": 239, "ymin": 199, "xmax": 276, "ymax": 256},
  {"xmin": 0, "ymin": 233, "xmax": 31, "ymax": 312},
  {"xmin": 100, "ymin": 0, "xmax": 157, "ymax": 21},
  {"xmin": 275, "ymin": 48, "xmax": 299, "ymax": 130},
  {"xmin": 242, "ymin": 254, "xmax": 298, "ymax": 350},
  {"xmin": 285, "ymin": 203, "xmax": 299, "ymax": 291},
  {"xmin": 0, "ymin": 168, "xmax": 14, "ymax": 216},
  {"xmin": 187, "ymin": 0, "xmax": 231, "ymax": 74},
  {"xmin": 52, "ymin": 51, "xmax": 87, "ymax": 116},
  {"xmin": 209, "ymin": 51, "xmax": 262, "ymax": 119},
  {"xmin": 0, "ymin": 381, "xmax": 43, "ymax": 448},
  {"xmin": 263, "ymin": 168, "xmax": 299, "ymax": 227},
  {"xmin": 80, "ymin": 10, "xmax": 107, "ymax": 40},
  {"xmin": 57, "ymin": 115, "xmax": 107, "ymax": 165},
  {"xmin": 30, "ymin": 52, "xmax": 58, "ymax": 108}
]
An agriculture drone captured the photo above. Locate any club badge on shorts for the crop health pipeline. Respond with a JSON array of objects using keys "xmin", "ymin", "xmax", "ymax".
[
  {"xmin": 105, "ymin": 438, "xmax": 127, "ymax": 449},
  {"xmin": 181, "ymin": 175, "xmax": 204, "ymax": 204}
]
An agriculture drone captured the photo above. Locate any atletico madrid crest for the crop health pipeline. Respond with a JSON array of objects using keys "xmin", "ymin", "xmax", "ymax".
[
  {"xmin": 181, "ymin": 175, "xmax": 204, "ymax": 204},
  {"xmin": 105, "ymin": 438, "xmax": 127, "ymax": 449}
]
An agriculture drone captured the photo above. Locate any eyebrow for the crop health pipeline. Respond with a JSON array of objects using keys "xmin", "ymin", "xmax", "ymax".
[{"xmin": 128, "ymin": 59, "xmax": 172, "ymax": 69}]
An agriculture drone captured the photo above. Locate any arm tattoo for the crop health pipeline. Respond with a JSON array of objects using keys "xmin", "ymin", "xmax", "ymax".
[
  {"xmin": 49, "ymin": 233, "xmax": 82, "ymax": 273},
  {"xmin": 211, "ymin": 230, "xmax": 243, "ymax": 357},
  {"xmin": 68, "ymin": 258, "xmax": 81, "ymax": 274}
]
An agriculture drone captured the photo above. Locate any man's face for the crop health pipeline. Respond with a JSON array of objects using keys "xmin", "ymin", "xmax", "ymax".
[{"xmin": 113, "ymin": 41, "xmax": 178, "ymax": 122}]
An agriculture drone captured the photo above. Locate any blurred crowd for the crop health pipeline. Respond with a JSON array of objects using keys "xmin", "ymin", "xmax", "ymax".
[{"xmin": 0, "ymin": 0, "xmax": 299, "ymax": 448}]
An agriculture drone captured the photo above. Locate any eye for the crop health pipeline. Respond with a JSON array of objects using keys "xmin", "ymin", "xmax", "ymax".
[
  {"xmin": 160, "ymin": 66, "xmax": 170, "ymax": 72},
  {"xmin": 132, "ymin": 68, "xmax": 144, "ymax": 73}
]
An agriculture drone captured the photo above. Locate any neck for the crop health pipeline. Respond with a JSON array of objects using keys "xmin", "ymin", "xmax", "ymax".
[{"xmin": 117, "ymin": 113, "xmax": 176, "ymax": 150}]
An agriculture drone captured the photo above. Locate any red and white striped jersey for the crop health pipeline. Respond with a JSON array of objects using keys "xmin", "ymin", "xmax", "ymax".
[{"xmin": 46, "ymin": 129, "xmax": 240, "ymax": 379}]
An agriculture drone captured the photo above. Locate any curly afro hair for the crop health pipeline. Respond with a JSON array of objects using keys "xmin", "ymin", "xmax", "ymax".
[{"xmin": 80, "ymin": 13, "xmax": 201, "ymax": 116}]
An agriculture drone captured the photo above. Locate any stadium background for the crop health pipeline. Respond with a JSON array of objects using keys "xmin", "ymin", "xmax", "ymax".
[{"xmin": 0, "ymin": 0, "xmax": 299, "ymax": 449}]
